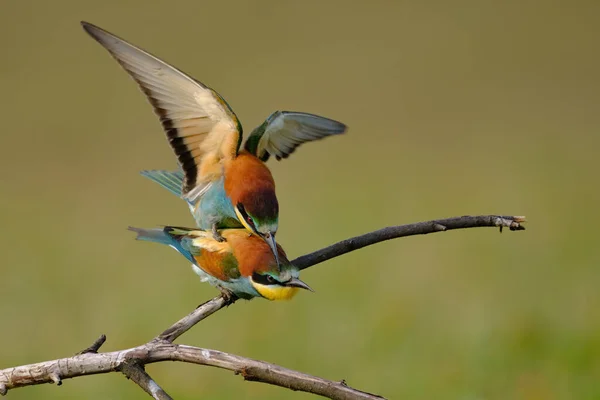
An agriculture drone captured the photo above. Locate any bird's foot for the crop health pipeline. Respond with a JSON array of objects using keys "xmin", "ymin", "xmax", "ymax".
[
  {"xmin": 212, "ymin": 224, "xmax": 226, "ymax": 242},
  {"xmin": 217, "ymin": 286, "xmax": 238, "ymax": 305}
]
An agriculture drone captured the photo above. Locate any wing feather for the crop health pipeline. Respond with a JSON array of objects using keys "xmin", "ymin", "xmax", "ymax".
[
  {"xmin": 245, "ymin": 111, "xmax": 346, "ymax": 161},
  {"xmin": 82, "ymin": 22, "xmax": 242, "ymax": 200}
]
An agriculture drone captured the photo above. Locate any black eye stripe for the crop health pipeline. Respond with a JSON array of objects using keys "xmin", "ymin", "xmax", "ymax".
[{"xmin": 252, "ymin": 272, "xmax": 279, "ymax": 286}]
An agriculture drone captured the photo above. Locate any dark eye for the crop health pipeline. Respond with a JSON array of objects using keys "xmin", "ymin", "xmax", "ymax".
[
  {"xmin": 252, "ymin": 272, "xmax": 278, "ymax": 285},
  {"xmin": 237, "ymin": 203, "xmax": 255, "ymax": 228}
]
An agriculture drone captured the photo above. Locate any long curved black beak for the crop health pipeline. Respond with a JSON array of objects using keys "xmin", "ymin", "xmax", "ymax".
[
  {"xmin": 285, "ymin": 277, "xmax": 314, "ymax": 292},
  {"xmin": 263, "ymin": 231, "xmax": 280, "ymax": 268}
]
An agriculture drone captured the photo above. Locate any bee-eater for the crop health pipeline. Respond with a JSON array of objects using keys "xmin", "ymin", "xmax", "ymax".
[
  {"xmin": 128, "ymin": 226, "xmax": 312, "ymax": 300},
  {"xmin": 82, "ymin": 22, "xmax": 347, "ymax": 266}
]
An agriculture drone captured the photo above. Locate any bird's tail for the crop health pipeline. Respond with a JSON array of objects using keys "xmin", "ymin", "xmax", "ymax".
[
  {"xmin": 128, "ymin": 226, "xmax": 175, "ymax": 246},
  {"xmin": 128, "ymin": 226, "xmax": 198, "ymax": 243},
  {"xmin": 140, "ymin": 170, "xmax": 184, "ymax": 197},
  {"xmin": 129, "ymin": 226, "xmax": 199, "ymax": 264}
]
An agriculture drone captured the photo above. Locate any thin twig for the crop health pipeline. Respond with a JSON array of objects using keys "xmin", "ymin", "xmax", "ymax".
[
  {"xmin": 292, "ymin": 215, "xmax": 526, "ymax": 270},
  {"xmin": 121, "ymin": 361, "xmax": 173, "ymax": 400},
  {"xmin": 76, "ymin": 334, "xmax": 107, "ymax": 355},
  {"xmin": 0, "ymin": 215, "xmax": 525, "ymax": 399},
  {"xmin": 156, "ymin": 295, "xmax": 231, "ymax": 343}
]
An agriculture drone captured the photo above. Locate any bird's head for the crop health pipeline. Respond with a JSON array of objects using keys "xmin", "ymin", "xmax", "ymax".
[
  {"xmin": 234, "ymin": 198, "xmax": 280, "ymax": 266},
  {"xmin": 226, "ymin": 230, "xmax": 312, "ymax": 301},
  {"xmin": 249, "ymin": 265, "xmax": 313, "ymax": 301},
  {"xmin": 225, "ymin": 153, "xmax": 281, "ymax": 265}
]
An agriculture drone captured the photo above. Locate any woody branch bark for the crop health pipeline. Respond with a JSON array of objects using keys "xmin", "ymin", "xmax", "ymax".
[
  {"xmin": 0, "ymin": 214, "xmax": 525, "ymax": 399},
  {"xmin": 0, "ymin": 338, "xmax": 381, "ymax": 400}
]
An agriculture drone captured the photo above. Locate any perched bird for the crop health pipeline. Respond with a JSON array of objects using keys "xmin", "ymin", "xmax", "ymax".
[
  {"xmin": 129, "ymin": 226, "xmax": 312, "ymax": 300},
  {"xmin": 82, "ymin": 22, "xmax": 347, "ymax": 266}
]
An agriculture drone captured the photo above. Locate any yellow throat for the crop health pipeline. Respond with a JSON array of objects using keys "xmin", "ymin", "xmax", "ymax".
[{"xmin": 251, "ymin": 282, "xmax": 299, "ymax": 301}]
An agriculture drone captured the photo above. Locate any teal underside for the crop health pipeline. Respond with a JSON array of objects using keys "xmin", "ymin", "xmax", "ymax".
[
  {"xmin": 191, "ymin": 265, "xmax": 260, "ymax": 299},
  {"xmin": 195, "ymin": 178, "xmax": 241, "ymax": 230},
  {"xmin": 137, "ymin": 169, "xmax": 271, "ymax": 299},
  {"xmin": 140, "ymin": 170, "xmax": 241, "ymax": 230}
]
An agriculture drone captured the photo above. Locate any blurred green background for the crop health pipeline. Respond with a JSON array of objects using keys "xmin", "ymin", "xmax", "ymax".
[{"xmin": 1, "ymin": 1, "xmax": 599, "ymax": 399}]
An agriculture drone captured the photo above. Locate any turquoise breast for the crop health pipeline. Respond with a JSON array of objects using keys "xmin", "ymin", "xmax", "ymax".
[{"xmin": 194, "ymin": 177, "xmax": 241, "ymax": 230}]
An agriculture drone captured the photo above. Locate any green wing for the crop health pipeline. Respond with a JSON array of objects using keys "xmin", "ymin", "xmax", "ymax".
[{"xmin": 244, "ymin": 111, "xmax": 347, "ymax": 162}]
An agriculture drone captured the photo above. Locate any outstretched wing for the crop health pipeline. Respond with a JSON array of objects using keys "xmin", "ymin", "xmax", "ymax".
[
  {"xmin": 244, "ymin": 111, "xmax": 347, "ymax": 162},
  {"xmin": 82, "ymin": 22, "xmax": 243, "ymax": 201}
]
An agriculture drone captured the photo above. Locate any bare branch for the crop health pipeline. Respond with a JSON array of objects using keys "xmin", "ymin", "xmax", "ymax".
[
  {"xmin": 292, "ymin": 215, "xmax": 526, "ymax": 270},
  {"xmin": 0, "ymin": 343, "xmax": 382, "ymax": 399},
  {"xmin": 121, "ymin": 361, "xmax": 173, "ymax": 400},
  {"xmin": 156, "ymin": 295, "xmax": 232, "ymax": 343},
  {"xmin": 0, "ymin": 214, "xmax": 526, "ymax": 398}
]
